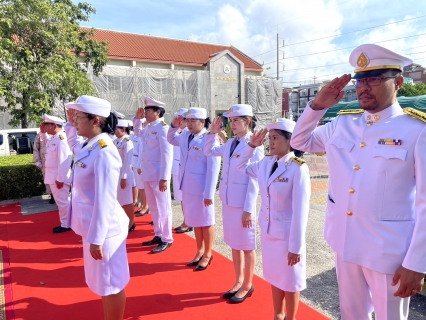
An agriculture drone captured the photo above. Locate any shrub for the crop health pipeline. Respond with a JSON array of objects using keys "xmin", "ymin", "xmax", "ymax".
[{"xmin": 0, "ymin": 154, "xmax": 45, "ymax": 201}]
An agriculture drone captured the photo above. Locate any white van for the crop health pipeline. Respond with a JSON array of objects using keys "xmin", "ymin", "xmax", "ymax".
[{"xmin": 0, "ymin": 128, "xmax": 40, "ymax": 156}]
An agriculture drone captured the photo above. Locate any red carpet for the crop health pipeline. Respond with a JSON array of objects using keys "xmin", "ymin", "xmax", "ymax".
[{"xmin": 0, "ymin": 203, "xmax": 329, "ymax": 320}]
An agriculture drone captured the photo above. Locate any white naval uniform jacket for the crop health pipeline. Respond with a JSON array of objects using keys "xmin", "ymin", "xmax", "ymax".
[
  {"xmin": 114, "ymin": 135, "xmax": 134, "ymax": 180},
  {"xmin": 131, "ymin": 135, "xmax": 141, "ymax": 171},
  {"xmin": 44, "ymin": 131, "xmax": 72, "ymax": 185},
  {"xmin": 66, "ymin": 128, "xmax": 128, "ymax": 245},
  {"xmin": 133, "ymin": 118, "xmax": 172, "ymax": 182},
  {"xmin": 204, "ymin": 132, "xmax": 264, "ymax": 213},
  {"xmin": 167, "ymin": 127, "xmax": 220, "ymax": 200},
  {"xmin": 291, "ymin": 101, "xmax": 426, "ymax": 274},
  {"xmin": 237, "ymin": 149, "xmax": 310, "ymax": 254}
]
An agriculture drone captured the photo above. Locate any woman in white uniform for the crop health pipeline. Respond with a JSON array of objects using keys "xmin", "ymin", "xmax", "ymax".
[
  {"xmin": 114, "ymin": 120, "xmax": 135, "ymax": 232},
  {"xmin": 65, "ymin": 95, "xmax": 130, "ymax": 320},
  {"xmin": 237, "ymin": 119, "xmax": 310, "ymax": 320},
  {"xmin": 204, "ymin": 104, "xmax": 264, "ymax": 304},
  {"xmin": 167, "ymin": 108, "xmax": 220, "ymax": 271}
]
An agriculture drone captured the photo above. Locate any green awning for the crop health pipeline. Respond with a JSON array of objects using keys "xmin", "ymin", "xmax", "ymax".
[{"xmin": 323, "ymin": 95, "xmax": 426, "ymax": 118}]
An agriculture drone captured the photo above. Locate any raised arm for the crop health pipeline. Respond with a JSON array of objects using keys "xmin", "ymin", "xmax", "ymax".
[
  {"xmin": 243, "ymin": 145, "xmax": 265, "ymax": 214},
  {"xmin": 237, "ymin": 129, "xmax": 267, "ymax": 179}
]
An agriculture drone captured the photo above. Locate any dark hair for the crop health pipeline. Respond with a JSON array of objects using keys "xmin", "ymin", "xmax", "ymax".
[
  {"xmin": 241, "ymin": 116, "xmax": 257, "ymax": 131},
  {"xmin": 95, "ymin": 112, "xmax": 117, "ymax": 134},
  {"xmin": 145, "ymin": 106, "xmax": 165, "ymax": 117},
  {"xmin": 274, "ymin": 129, "xmax": 304, "ymax": 158},
  {"xmin": 204, "ymin": 117, "xmax": 211, "ymax": 129}
]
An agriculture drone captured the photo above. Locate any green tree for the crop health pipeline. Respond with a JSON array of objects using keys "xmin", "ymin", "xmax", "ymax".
[
  {"xmin": 0, "ymin": 0, "xmax": 109, "ymax": 128},
  {"xmin": 397, "ymin": 82, "xmax": 426, "ymax": 97}
]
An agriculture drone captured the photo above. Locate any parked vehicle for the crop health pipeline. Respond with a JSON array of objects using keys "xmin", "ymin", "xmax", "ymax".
[{"xmin": 0, "ymin": 128, "xmax": 40, "ymax": 156}]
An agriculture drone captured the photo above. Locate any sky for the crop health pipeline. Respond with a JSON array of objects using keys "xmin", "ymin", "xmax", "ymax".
[{"xmin": 76, "ymin": 0, "xmax": 426, "ymax": 87}]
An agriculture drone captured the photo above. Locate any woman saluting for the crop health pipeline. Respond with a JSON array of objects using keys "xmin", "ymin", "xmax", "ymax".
[{"xmin": 237, "ymin": 118, "xmax": 310, "ymax": 320}]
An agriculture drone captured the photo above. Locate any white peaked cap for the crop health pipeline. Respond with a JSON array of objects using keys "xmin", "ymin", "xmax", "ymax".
[
  {"xmin": 66, "ymin": 95, "xmax": 111, "ymax": 118},
  {"xmin": 266, "ymin": 118, "xmax": 296, "ymax": 133},
  {"xmin": 43, "ymin": 114, "xmax": 65, "ymax": 125},
  {"xmin": 223, "ymin": 104, "xmax": 253, "ymax": 117},
  {"xmin": 127, "ymin": 120, "xmax": 134, "ymax": 127},
  {"xmin": 144, "ymin": 97, "xmax": 165, "ymax": 108},
  {"xmin": 350, "ymin": 44, "xmax": 412, "ymax": 74},
  {"xmin": 185, "ymin": 108, "xmax": 207, "ymax": 119},
  {"xmin": 113, "ymin": 110, "xmax": 125, "ymax": 119},
  {"xmin": 174, "ymin": 108, "xmax": 188, "ymax": 117},
  {"xmin": 117, "ymin": 119, "xmax": 128, "ymax": 127}
]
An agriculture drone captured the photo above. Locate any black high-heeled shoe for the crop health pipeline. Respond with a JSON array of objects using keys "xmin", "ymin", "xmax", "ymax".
[
  {"xmin": 195, "ymin": 255, "xmax": 213, "ymax": 271},
  {"xmin": 128, "ymin": 223, "xmax": 136, "ymax": 232},
  {"xmin": 223, "ymin": 287, "xmax": 241, "ymax": 299},
  {"xmin": 187, "ymin": 255, "xmax": 203, "ymax": 267},
  {"xmin": 229, "ymin": 285, "xmax": 254, "ymax": 304}
]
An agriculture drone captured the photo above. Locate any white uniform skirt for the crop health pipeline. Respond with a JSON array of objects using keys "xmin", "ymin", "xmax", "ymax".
[
  {"xmin": 83, "ymin": 231, "xmax": 130, "ymax": 296},
  {"xmin": 172, "ymin": 174, "xmax": 182, "ymax": 201},
  {"xmin": 182, "ymin": 191, "xmax": 215, "ymax": 227},
  {"xmin": 261, "ymin": 232, "xmax": 306, "ymax": 292},
  {"xmin": 222, "ymin": 204, "xmax": 256, "ymax": 250},
  {"xmin": 134, "ymin": 170, "xmax": 145, "ymax": 189},
  {"xmin": 117, "ymin": 171, "xmax": 134, "ymax": 206}
]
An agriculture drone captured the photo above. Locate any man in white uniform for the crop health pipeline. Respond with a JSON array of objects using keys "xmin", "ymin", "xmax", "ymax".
[
  {"xmin": 43, "ymin": 114, "xmax": 73, "ymax": 233},
  {"xmin": 291, "ymin": 44, "xmax": 426, "ymax": 320},
  {"xmin": 134, "ymin": 97, "xmax": 173, "ymax": 253},
  {"xmin": 33, "ymin": 122, "xmax": 52, "ymax": 201}
]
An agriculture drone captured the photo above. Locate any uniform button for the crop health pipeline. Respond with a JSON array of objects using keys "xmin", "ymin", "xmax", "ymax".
[
  {"xmin": 346, "ymin": 211, "xmax": 353, "ymax": 216},
  {"xmin": 366, "ymin": 115, "xmax": 371, "ymax": 120},
  {"xmin": 353, "ymin": 165, "xmax": 360, "ymax": 171},
  {"xmin": 266, "ymin": 206, "xmax": 269, "ymax": 210},
  {"xmin": 266, "ymin": 218, "xmax": 269, "ymax": 221},
  {"xmin": 266, "ymin": 195, "xmax": 269, "ymax": 198},
  {"xmin": 360, "ymin": 142, "xmax": 366, "ymax": 148},
  {"xmin": 226, "ymin": 172, "xmax": 229, "ymax": 175},
  {"xmin": 225, "ymin": 182, "xmax": 228, "ymax": 185},
  {"xmin": 367, "ymin": 121, "xmax": 373, "ymax": 126},
  {"xmin": 349, "ymin": 188, "xmax": 355, "ymax": 194},
  {"xmin": 374, "ymin": 115, "xmax": 380, "ymax": 121}
]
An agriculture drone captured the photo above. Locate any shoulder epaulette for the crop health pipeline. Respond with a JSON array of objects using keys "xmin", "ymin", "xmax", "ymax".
[
  {"xmin": 161, "ymin": 121, "xmax": 167, "ymax": 126},
  {"xmin": 125, "ymin": 137, "xmax": 130, "ymax": 141},
  {"xmin": 337, "ymin": 109, "xmax": 365, "ymax": 115},
  {"xmin": 291, "ymin": 157, "xmax": 306, "ymax": 166},
  {"xmin": 98, "ymin": 139, "xmax": 108, "ymax": 149},
  {"xmin": 403, "ymin": 107, "xmax": 426, "ymax": 123},
  {"xmin": 265, "ymin": 152, "xmax": 272, "ymax": 156},
  {"xmin": 59, "ymin": 134, "xmax": 64, "ymax": 140}
]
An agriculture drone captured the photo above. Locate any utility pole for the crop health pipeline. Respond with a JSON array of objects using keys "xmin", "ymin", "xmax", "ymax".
[{"xmin": 277, "ymin": 33, "xmax": 279, "ymax": 80}]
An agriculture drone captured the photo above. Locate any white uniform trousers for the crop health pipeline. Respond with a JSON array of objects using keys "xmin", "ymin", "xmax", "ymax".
[
  {"xmin": 40, "ymin": 165, "xmax": 51, "ymax": 194},
  {"xmin": 335, "ymin": 253, "xmax": 410, "ymax": 320},
  {"xmin": 49, "ymin": 183, "xmax": 70, "ymax": 227},
  {"xmin": 172, "ymin": 174, "xmax": 182, "ymax": 201},
  {"xmin": 144, "ymin": 181, "xmax": 173, "ymax": 243}
]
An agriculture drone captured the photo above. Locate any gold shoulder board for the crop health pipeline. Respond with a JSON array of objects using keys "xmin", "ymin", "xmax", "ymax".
[
  {"xmin": 265, "ymin": 152, "xmax": 272, "ymax": 157},
  {"xmin": 161, "ymin": 121, "xmax": 167, "ymax": 126},
  {"xmin": 403, "ymin": 107, "xmax": 426, "ymax": 123},
  {"xmin": 125, "ymin": 137, "xmax": 130, "ymax": 141},
  {"xmin": 97, "ymin": 139, "xmax": 108, "ymax": 149},
  {"xmin": 337, "ymin": 109, "xmax": 365, "ymax": 115},
  {"xmin": 291, "ymin": 157, "xmax": 306, "ymax": 166},
  {"xmin": 59, "ymin": 135, "xmax": 64, "ymax": 140}
]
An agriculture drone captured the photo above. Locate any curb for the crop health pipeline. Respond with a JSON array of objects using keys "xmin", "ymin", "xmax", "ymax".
[{"xmin": 0, "ymin": 194, "xmax": 51, "ymax": 206}]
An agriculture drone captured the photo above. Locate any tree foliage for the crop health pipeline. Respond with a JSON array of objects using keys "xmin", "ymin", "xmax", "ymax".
[
  {"xmin": 0, "ymin": 0, "xmax": 109, "ymax": 127},
  {"xmin": 397, "ymin": 82, "xmax": 426, "ymax": 97}
]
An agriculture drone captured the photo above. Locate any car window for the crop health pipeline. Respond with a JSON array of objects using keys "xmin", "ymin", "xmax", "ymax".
[{"xmin": 0, "ymin": 135, "xmax": 3, "ymax": 146}]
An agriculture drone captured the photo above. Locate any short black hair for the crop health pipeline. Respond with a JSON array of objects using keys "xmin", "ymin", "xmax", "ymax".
[{"xmin": 145, "ymin": 106, "xmax": 165, "ymax": 117}]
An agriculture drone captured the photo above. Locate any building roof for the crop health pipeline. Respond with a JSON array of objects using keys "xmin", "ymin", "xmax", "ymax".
[{"xmin": 86, "ymin": 28, "xmax": 263, "ymax": 71}]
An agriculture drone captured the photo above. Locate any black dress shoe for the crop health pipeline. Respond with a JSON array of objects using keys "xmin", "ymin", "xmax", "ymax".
[
  {"xmin": 195, "ymin": 255, "xmax": 213, "ymax": 271},
  {"xmin": 128, "ymin": 223, "xmax": 136, "ymax": 232},
  {"xmin": 142, "ymin": 236, "xmax": 161, "ymax": 246},
  {"xmin": 151, "ymin": 242, "xmax": 172, "ymax": 253},
  {"xmin": 149, "ymin": 221, "xmax": 154, "ymax": 225},
  {"xmin": 229, "ymin": 286, "xmax": 254, "ymax": 304},
  {"xmin": 187, "ymin": 255, "xmax": 203, "ymax": 267},
  {"xmin": 49, "ymin": 194, "xmax": 55, "ymax": 204},
  {"xmin": 52, "ymin": 225, "xmax": 62, "ymax": 231},
  {"xmin": 53, "ymin": 227, "xmax": 71, "ymax": 234},
  {"xmin": 223, "ymin": 287, "xmax": 241, "ymax": 299},
  {"xmin": 176, "ymin": 227, "xmax": 193, "ymax": 234}
]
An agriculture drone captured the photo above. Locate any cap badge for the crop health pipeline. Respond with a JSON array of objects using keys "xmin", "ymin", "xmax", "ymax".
[
  {"xmin": 186, "ymin": 109, "xmax": 191, "ymax": 116},
  {"xmin": 228, "ymin": 108, "xmax": 232, "ymax": 113},
  {"xmin": 357, "ymin": 52, "xmax": 369, "ymax": 69},
  {"xmin": 273, "ymin": 119, "xmax": 279, "ymax": 123}
]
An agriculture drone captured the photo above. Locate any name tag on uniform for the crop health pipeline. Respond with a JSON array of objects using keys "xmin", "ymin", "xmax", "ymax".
[
  {"xmin": 232, "ymin": 154, "xmax": 240, "ymax": 158},
  {"xmin": 151, "ymin": 131, "xmax": 157, "ymax": 134},
  {"xmin": 193, "ymin": 146, "xmax": 203, "ymax": 151},
  {"xmin": 378, "ymin": 139, "xmax": 402, "ymax": 145},
  {"xmin": 274, "ymin": 177, "xmax": 288, "ymax": 182},
  {"xmin": 76, "ymin": 161, "xmax": 86, "ymax": 168}
]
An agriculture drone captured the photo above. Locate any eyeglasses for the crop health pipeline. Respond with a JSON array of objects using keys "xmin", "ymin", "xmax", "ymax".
[
  {"xmin": 73, "ymin": 115, "xmax": 89, "ymax": 122},
  {"xmin": 353, "ymin": 76, "xmax": 397, "ymax": 88}
]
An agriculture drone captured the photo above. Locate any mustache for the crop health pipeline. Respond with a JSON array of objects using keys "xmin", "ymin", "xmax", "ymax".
[{"xmin": 359, "ymin": 92, "xmax": 375, "ymax": 99}]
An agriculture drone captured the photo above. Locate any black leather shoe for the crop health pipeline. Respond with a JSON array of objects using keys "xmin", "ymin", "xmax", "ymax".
[
  {"xmin": 142, "ymin": 236, "xmax": 161, "ymax": 246},
  {"xmin": 195, "ymin": 255, "xmax": 213, "ymax": 271},
  {"xmin": 128, "ymin": 223, "xmax": 136, "ymax": 232},
  {"xmin": 149, "ymin": 221, "xmax": 154, "ymax": 225},
  {"xmin": 52, "ymin": 225, "xmax": 61, "ymax": 231},
  {"xmin": 151, "ymin": 242, "xmax": 172, "ymax": 253},
  {"xmin": 223, "ymin": 287, "xmax": 241, "ymax": 299},
  {"xmin": 53, "ymin": 227, "xmax": 71, "ymax": 234},
  {"xmin": 187, "ymin": 255, "xmax": 203, "ymax": 267},
  {"xmin": 229, "ymin": 286, "xmax": 254, "ymax": 304},
  {"xmin": 49, "ymin": 194, "xmax": 55, "ymax": 204},
  {"xmin": 176, "ymin": 227, "xmax": 193, "ymax": 234}
]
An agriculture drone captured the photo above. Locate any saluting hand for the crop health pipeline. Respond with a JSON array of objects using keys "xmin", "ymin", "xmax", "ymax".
[
  {"xmin": 159, "ymin": 179, "xmax": 167, "ymax": 192},
  {"xmin": 288, "ymin": 252, "xmax": 301, "ymax": 266},
  {"xmin": 136, "ymin": 107, "xmax": 145, "ymax": 119},
  {"xmin": 210, "ymin": 117, "xmax": 223, "ymax": 134},
  {"xmin": 67, "ymin": 108, "xmax": 76, "ymax": 127},
  {"xmin": 90, "ymin": 244, "xmax": 104, "ymax": 260},
  {"xmin": 137, "ymin": 168, "xmax": 142, "ymax": 175},
  {"xmin": 310, "ymin": 74, "xmax": 352, "ymax": 110},
  {"xmin": 120, "ymin": 179, "xmax": 126, "ymax": 189},
  {"xmin": 392, "ymin": 266, "xmax": 425, "ymax": 298},
  {"xmin": 171, "ymin": 115, "xmax": 183, "ymax": 128},
  {"xmin": 204, "ymin": 199, "xmax": 213, "ymax": 207},
  {"xmin": 249, "ymin": 128, "xmax": 268, "ymax": 147}
]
